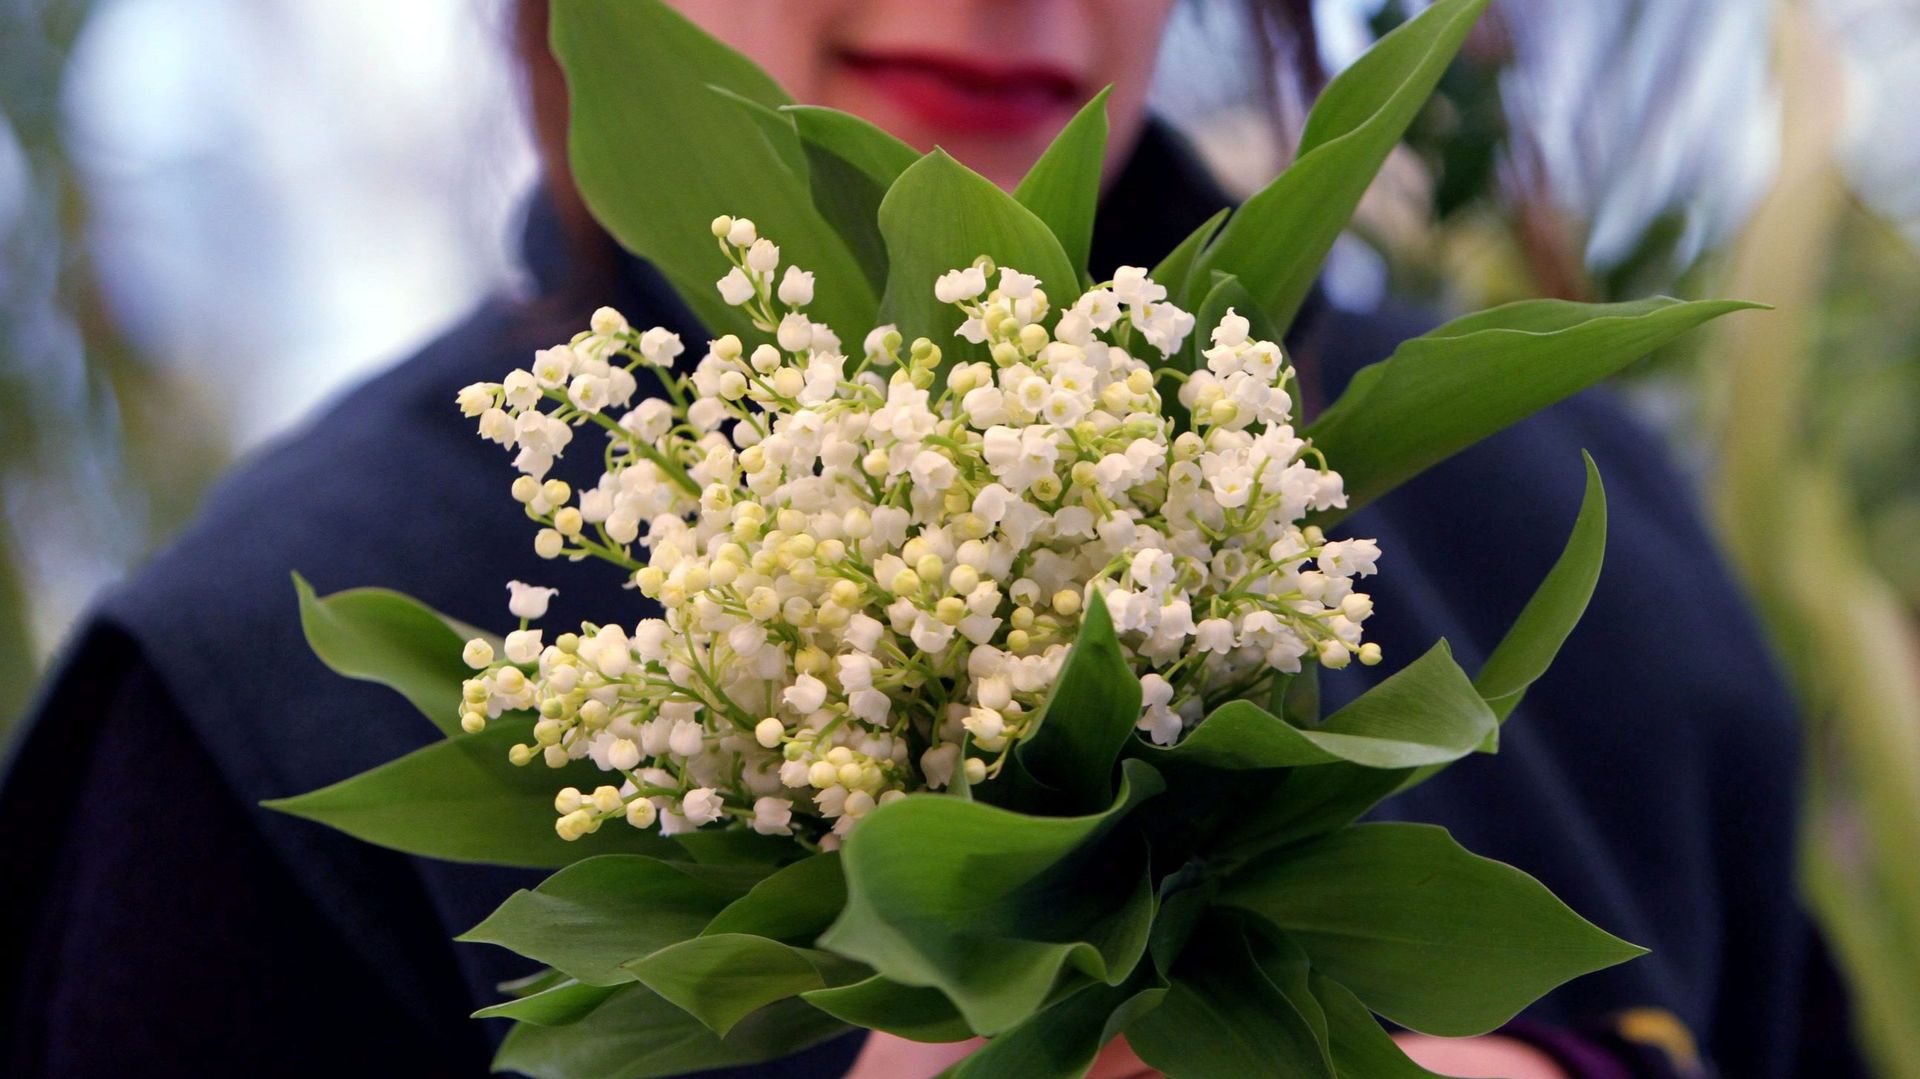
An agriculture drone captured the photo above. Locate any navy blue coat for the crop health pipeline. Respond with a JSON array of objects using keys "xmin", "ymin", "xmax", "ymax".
[{"xmin": 1, "ymin": 126, "xmax": 1834, "ymax": 1077}]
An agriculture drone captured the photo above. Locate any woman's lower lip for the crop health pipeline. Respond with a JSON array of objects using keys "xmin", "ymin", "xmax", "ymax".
[{"xmin": 838, "ymin": 59, "xmax": 1076, "ymax": 137}]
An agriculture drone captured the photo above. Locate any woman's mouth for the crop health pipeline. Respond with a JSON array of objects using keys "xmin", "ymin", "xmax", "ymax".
[{"xmin": 836, "ymin": 47, "xmax": 1085, "ymax": 137}]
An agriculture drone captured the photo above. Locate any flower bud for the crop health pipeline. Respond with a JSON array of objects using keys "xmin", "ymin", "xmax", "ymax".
[
  {"xmin": 755, "ymin": 717, "xmax": 785, "ymax": 749},
  {"xmin": 746, "ymin": 238, "xmax": 779, "ymax": 274},
  {"xmin": 463, "ymin": 638, "xmax": 495, "ymax": 669}
]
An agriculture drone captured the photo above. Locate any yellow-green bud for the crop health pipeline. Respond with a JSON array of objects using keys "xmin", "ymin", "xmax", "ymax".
[{"xmin": 935, "ymin": 596, "xmax": 967, "ymax": 626}]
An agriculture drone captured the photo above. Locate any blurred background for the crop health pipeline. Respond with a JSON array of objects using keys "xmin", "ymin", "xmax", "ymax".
[{"xmin": 2, "ymin": 0, "xmax": 1916, "ymax": 1072}]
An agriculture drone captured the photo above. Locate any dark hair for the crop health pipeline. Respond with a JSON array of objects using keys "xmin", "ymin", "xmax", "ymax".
[{"xmin": 1254, "ymin": 0, "xmax": 1325, "ymax": 89}]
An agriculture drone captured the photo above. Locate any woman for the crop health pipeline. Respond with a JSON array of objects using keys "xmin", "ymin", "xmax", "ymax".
[{"xmin": 0, "ymin": 1, "xmax": 1844, "ymax": 1076}]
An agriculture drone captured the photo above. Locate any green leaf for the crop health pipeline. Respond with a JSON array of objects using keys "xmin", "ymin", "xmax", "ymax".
[
  {"xmin": 821, "ymin": 760, "xmax": 1164, "ymax": 1033},
  {"xmin": 499, "ymin": 966, "xmax": 571, "ymax": 998},
  {"xmin": 877, "ymin": 149, "xmax": 1077, "ymax": 381},
  {"xmin": 785, "ymin": 105, "xmax": 919, "ymax": 293},
  {"xmin": 550, "ymin": 0, "xmax": 876, "ymax": 345},
  {"xmin": 1474, "ymin": 451, "xmax": 1609, "ymax": 715},
  {"xmin": 1306, "ymin": 298, "xmax": 1762, "ymax": 524},
  {"xmin": 672, "ymin": 827, "xmax": 799, "ymax": 867},
  {"xmin": 1191, "ymin": 0, "xmax": 1490, "ymax": 332},
  {"xmin": 802, "ymin": 975, "xmax": 976, "ymax": 1043},
  {"xmin": 1125, "ymin": 918, "xmax": 1332, "ymax": 1079},
  {"xmin": 1247, "ymin": 934, "xmax": 1332, "ymax": 1069},
  {"xmin": 263, "ymin": 718, "xmax": 680, "ymax": 868},
  {"xmin": 1311, "ymin": 972, "xmax": 1444, "ymax": 1078},
  {"xmin": 705, "ymin": 84, "xmax": 806, "ymax": 178},
  {"xmin": 1012, "ymin": 88, "xmax": 1110, "ymax": 279},
  {"xmin": 459, "ymin": 855, "xmax": 760, "ymax": 986},
  {"xmin": 951, "ymin": 975, "xmax": 1167, "ymax": 1079},
  {"xmin": 1215, "ymin": 765, "xmax": 1415, "ymax": 862},
  {"xmin": 1400, "ymin": 453, "xmax": 1609, "ymax": 780},
  {"xmin": 1011, "ymin": 589, "xmax": 1142, "ymax": 812},
  {"xmin": 493, "ymin": 983, "xmax": 848, "ymax": 1079},
  {"xmin": 625, "ymin": 933, "xmax": 864, "ymax": 1036},
  {"xmin": 1218, "ymin": 822, "xmax": 1647, "ymax": 1036},
  {"xmin": 1275, "ymin": 662, "xmax": 1321, "ymax": 727},
  {"xmin": 1149, "ymin": 207, "xmax": 1229, "ymax": 308},
  {"xmin": 292, "ymin": 573, "xmax": 470, "ymax": 736},
  {"xmin": 702, "ymin": 851, "xmax": 847, "ymax": 942},
  {"xmin": 1143, "ymin": 642, "xmax": 1494, "ymax": 771},
  {"xmin": 474, "ymin": 979, "xmax": 621, "ymax": 1026}
]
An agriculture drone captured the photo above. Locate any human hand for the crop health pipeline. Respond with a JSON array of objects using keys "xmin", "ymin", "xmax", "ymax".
[{"xmin": 844, "ymin": 1030, "xmax": 1567, "ymax": 1078}]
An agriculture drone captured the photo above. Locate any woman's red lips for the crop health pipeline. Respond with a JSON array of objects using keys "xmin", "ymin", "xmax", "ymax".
[{"xmin": 837, "ymin": 48, "xmax": 1085, "ymax": 136}]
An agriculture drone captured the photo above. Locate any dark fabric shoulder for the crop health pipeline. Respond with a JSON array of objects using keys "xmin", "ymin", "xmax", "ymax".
[{"xmin": 1, "ymin": 635, "xmax": 483, "ymax": 1077}]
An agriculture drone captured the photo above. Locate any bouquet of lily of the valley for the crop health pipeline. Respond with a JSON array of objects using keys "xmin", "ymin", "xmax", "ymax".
[{"xmin": 272, "ymin": 1, "xmax": 1758, "ymax": 1075}]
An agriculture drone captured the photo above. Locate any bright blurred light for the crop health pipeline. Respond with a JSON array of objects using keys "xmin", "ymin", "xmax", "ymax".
[{"xmin": 62, "ymin": 0, "xmax": 538, "ymax": 448}]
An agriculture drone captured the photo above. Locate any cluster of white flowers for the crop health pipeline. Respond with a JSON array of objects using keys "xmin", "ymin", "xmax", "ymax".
[{"xmin": 451, "ymin": 215, "xmax": 1380, "ymax": 847}]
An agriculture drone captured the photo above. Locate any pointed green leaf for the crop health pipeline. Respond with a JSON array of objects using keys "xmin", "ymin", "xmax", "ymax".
[
  {"xmin": 785, "ymin": 105, "xmax": 919, "ymax": 293},
  {"xmin": 1143, "ymin": 642, "xmax": 1494, "ymax": 771},
  {"xmin": 1276, "ymin": 662, "xmax": 1321, "ymax": 728},
  {"xmin": 877, "ymin": 149, "xmax": 1077, "ymax": 380},
  {"xmin": 263, "ymin": 718, "xmax": 680, "ymax": 867},
  {"xmin": 498, "ymin": 966, "xmax": 571, "ymax": 999},
  {"xmin": 459, "ymin": 855, "xmax": 760, "ymax": 986},
  {"xmin": 1126, "ymin": 918, "xmax": 1333, "ymax": 1079},
  {"xmin": 702, "ymin": 851, "xmax": 847, "ymax": 942},
  {"xmin": 821, "ymin": 760, "xmax": 1164, "ymax": 1033},
  {"xmin": 1245, "ymin": 931, "xmax": 1331, "ymax": 1068},
  {"xmin": 1013, "ymin": 88, "xmax": 1110, "ymax": 279},
  {"xmin": 625, "ymin": 934, "xmax": 865, "ymax": 1036},
  {"xmin": 1192, "ymin": 0, "xmax": 1490, "ymax": 332},
  {"xmin": 1475, "ymin": 452, "xmax": 1609, "ymax": 713},
  {"xmin": 293, "ymin": 574, "xmax": 470, "ymax": 735},
  {"xmin": 1219, "ymin": 823, "xmax": 1647, "ymax": 1036},
  {"xmin": 493, "ymin": 983, "xmax": 848, "ymax": 1079},
  {"xmin": 1311, "ymin": 972, "xmax": 1444, "ymax": 1078},
  {"xmin": 1307, "ymin": 298, "xmax": 1762, "ymax": 524},
  {"xmin": 951, "ymin": 975, "xmax": 1166, "ymax": 1079},
  {"xmin": 1401, "ymin": 452, "xmax": 1609, "ymax": 783},
  {"xmin": 802, "ymin": 975, "xmax": 976, "ymax": 1043},
  {"xmin": 474, "ymin": 979, "xmax": 621, "ymax": 1026},
  {"xmin": 1011, "ymin": 589, "xmax": 1141, "ymax": 812},
  {"xmin": 705, "ymin": 84, "xmax": 806, "ymax": 178},
  {"xmin": 1150, "ymin": 206, "xmax": 1229, "ymax": 308},
  {"xmin": 551, "ymin": 0, "xmax": 876, "ymax": 344}
]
